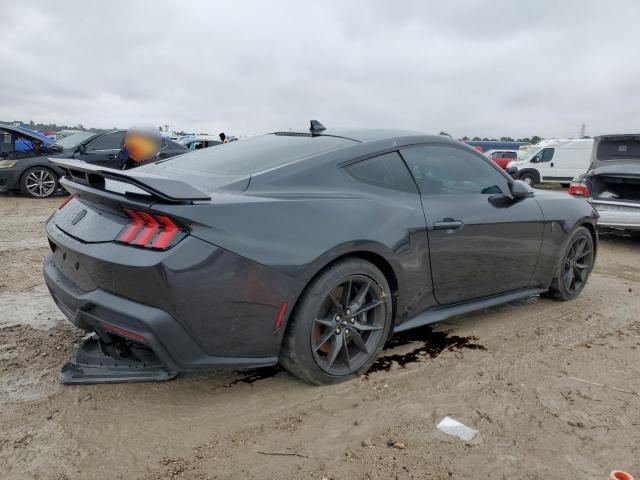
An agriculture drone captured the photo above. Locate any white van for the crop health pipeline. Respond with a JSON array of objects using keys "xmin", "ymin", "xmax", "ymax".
[{"xmin": 506, "ymin": 138, "xmax": 594, "ymax": 186}]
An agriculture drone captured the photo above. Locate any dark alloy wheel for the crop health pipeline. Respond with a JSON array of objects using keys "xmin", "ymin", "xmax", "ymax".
[
  {"xmin": 547, "ymin": 226, "xmax": 594, "ymax": 300},
  {"xmin": 311, "ymin": 276, "xmax": 387, "ymax": 376},
  {"xmin": 280, "ymin": 259, "xmax": 392, "ymax": 385},
  {"xmin": 21, "ymin": 167, "xmax": 58, "ymax": 198}
]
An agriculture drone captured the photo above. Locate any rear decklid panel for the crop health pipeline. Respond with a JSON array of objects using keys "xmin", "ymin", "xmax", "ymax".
[
  {"xmin": 54, "ymin": 196, "xmax": 130, "ymax": 243},
  {"xmin": 590, "ymin": 135, "xmax": 640, "ymax": 204}
]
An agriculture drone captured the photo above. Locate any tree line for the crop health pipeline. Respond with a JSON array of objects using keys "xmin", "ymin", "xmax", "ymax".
[{"xmin": 438, "ymin": 132, "xmax": 543, "ymax": 144}]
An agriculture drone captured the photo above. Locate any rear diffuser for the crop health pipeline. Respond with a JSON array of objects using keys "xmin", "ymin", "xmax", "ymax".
[{"xmin": 62, "ymin": 337, "xmax": 177, "ymax": 384}]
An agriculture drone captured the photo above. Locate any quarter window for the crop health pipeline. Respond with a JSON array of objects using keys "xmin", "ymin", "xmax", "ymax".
[
  {"xmin": 401, "ymin": 145, "xmax": 510, "ymax": 195},
  {"xmin": 345, "ymin": 152, "xmax": 418, "ymax": 194}
]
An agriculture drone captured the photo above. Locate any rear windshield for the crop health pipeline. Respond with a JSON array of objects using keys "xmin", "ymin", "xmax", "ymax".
[
  {"xmin": 154, "ymin": 133, "xmax": 355, "ymax": 175},
  {"xmin": 597, "ymin": 138, "xmax": 640, "ymax": 161}
]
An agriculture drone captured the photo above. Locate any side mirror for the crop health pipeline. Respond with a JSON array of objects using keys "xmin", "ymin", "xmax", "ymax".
[
  {"xmin": 530, "ymin": 156, "xmax": 539, "ymax": 163},
  {"xmin": 511, "ymin": 179, "xmax": 535, "ymax": 199},
  {"xmin": 76, "ymin": 144, "xmax": 87, "ymax": 154}
]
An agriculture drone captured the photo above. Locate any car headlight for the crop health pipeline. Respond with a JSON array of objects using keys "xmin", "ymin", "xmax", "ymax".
[{"xmin": 0, "ymin": 160, "xmax": 17, "ymax": 169}]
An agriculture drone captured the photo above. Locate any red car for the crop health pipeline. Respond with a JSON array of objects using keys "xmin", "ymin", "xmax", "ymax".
[{"xmin": 485, "ymin": 149, "xmax": 519, "ymax": 169}]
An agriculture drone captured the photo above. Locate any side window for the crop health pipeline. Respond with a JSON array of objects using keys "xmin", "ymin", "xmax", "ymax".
[
  {"xmin": 345, "ymin": 152, "xmax": 418, "ymax": 194},
  {"xmin": 86, "ymin": 131, "xmax": 125, "ymax": 151},
  {"xmin": 401, "ymin": 145, "xmax": 510, "ymax": 195},
  {"xmin": 504, "ymin": 151, "xmax": 518, "ymax": 159},
  {"xmin": 14, "ymin": 136, "xmax": 44, "ymax": 157},
  {"xmin": 541, "ymin": 148, "xmax": 555, "ymax": 162}
]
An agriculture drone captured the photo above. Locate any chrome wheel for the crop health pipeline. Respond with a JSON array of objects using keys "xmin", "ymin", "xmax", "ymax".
[
  {"xmin": 24, "ymin": 169, "xmax": 57, "ymax": 197},
  {"xmin": 311, "ymin": 275, "xmax": 386, "ymax": 375}
]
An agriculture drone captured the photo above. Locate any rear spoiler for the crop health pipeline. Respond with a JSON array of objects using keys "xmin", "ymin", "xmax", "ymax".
[{"xmin": 49, "ymin": 158, "xmax": 211, "ymax": 202}]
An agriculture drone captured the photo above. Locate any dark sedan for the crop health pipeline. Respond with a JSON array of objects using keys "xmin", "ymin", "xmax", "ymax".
[
  {"xmin": 0, "ymin": 124, "xmax": 187, "ymax": 198},
  {"xmin": 43, "ymin": 122, "xmax": 598, "ymax": 385}
]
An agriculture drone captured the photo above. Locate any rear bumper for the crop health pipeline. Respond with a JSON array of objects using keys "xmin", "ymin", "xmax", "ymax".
[
  {"xmin": 591, "ymin": 201, "xmax": 640, "ymax": 230},
  {"xmin": 44, "ymin": 254, "xmax": 279, "ymax": 371}
]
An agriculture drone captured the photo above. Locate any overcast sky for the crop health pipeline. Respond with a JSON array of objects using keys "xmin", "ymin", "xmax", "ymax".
[{"xmin": 2, "ymin": 0, "xmax": 639, "ymax": 138}]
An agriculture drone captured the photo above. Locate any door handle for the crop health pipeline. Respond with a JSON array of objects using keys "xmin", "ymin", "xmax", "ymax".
[
  {"xmin": 550, "ymin": 162, "xmax": 554, "ymax": 167},
  {"xmin": 106, "ymin": 154, "xmax": 116, "ymax": 160},
  {"xmin": 433, "ymin": 219, "xmax": 464, "ymax": 231}
]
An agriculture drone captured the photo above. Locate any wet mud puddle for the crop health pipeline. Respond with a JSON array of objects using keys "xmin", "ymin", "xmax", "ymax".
[{"xmin": 225, "ymin": 326, "xmax": 486, "ymax": 386}]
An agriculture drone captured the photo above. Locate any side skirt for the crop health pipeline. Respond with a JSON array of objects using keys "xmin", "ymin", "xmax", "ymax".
[{"xmin": 394, "ymin": 288, "xmax": 546, "ymax": 333}]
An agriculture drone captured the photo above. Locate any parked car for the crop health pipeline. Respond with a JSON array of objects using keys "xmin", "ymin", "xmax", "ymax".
[
  {"xmin": 180, "ymin": 135, "xmax": 223, "ymax": 150},
  {"xmin": 56, "ymin": 129, "xmax": 83, "ymax": 139},
  {"xmin": 484, "ymin": 149, "xmax": 520, "ymax": 169},
  {"xmin": 0, "ymin": 125, "xmax": 187, "ymax": 198},
  {"xmin": 506, "ymin": 138, "xmax": 593, "ymax": 187},
  {"xmin": 569, "ymin": 134, "xmax": 640, "ymax": 238},
  {"xmin": 43, "ymin": 122, "xmax": 598, "ymax": 385},
  {"xmin": 465, "ymin": 140, "xmax": 529, "ymax": 154},
  {"xmin": 15, "ymin": 125, "xmax": 57, "ymax": 152}
]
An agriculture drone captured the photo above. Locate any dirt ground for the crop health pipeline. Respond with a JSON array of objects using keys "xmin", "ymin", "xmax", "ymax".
[{"xmin": 1, "ymin": 193, "xmax": 639, "ymax": 480}]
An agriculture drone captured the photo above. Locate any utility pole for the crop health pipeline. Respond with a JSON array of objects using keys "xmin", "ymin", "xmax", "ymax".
[{"xmin": 579, "ymin": 123, "xmax": 586, "ymax": 138}]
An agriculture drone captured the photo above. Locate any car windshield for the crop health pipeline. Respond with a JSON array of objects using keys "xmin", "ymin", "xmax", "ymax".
[
  {"xmin": 153, "ymin": 133, "xmax": 356, "ymax": 175},
  {"xmin": 597, "ymin": 138, "xmax": 640, "ymax": 162},
  {"xmin": 55, "ymin": 131, "xmax": 95, "ymax": 148},
  {"xmin": 521, "ymin": 147, "xmax": 541, "ymax": 160}
]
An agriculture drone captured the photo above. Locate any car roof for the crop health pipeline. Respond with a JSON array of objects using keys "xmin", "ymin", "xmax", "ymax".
[{"xmin": 272, "ymin": 128, "xmax": 444, "ymax": 145}]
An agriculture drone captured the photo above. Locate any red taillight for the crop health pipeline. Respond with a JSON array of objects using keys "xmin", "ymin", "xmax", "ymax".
[
  {"xmin": 118, "ymin": 209, "xmax": 146, "ymax": 243},
  {"xmin": 568, "ymin": 182, "xmax": 589, "ymax": 197},
  {"xmin": 58, "ymin": 194, "xmax": 75, "ymax": 210},
  {"xmin": 99, "ymin": 321, "xmax": 146, "ymax": 342},
  {"xmin": 151, "ymin": 215, "xmax": 179, "ymax": 249},
  {"xmin": 132, "ymin": 211, "xmax": 160, "ymax": 246},
  {"xmin": 117, "ymin": 209, "xmax": 181, "ymax": 250}
]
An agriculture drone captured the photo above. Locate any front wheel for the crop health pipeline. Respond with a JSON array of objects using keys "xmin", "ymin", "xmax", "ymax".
[
  {"xmin": 20, "ymin": 167, "xmax": 59, "ymax": 198},
  {"xmin": 280, "ymin": 259, "xmax": 392, "ymax": 385},
  {"xmin": 546, "ymin": 226, "xmax": 594, "ymax": 301},
  {"xmin": 519, "ymin": 172, "xmax": 538, "ymax": 187}
]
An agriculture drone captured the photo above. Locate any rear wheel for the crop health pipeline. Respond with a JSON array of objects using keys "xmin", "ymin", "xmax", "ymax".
[
  {"xmin": 21, "ymin": 167, "xmax": 58, "ymax": 198},
  {"xmin": 280, "ymin": 259, "xmax": 392, "ymax": 385},
  {"xmin": 546, "ymin": 227, "xmax": 594, "ymax": 301}
]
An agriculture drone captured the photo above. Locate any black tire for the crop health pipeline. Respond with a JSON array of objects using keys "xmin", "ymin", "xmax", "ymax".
[
  {"xmin": 560, "ymin": 183, "xmax": 570, "ymax": 188},
  {"xmin": 546, "ymin": 226, "xmax": 594, "ymax": 301},
  {"xmin": 280, "ymin": 258, "xmax": 392, "ymax": 385},
  {"xmin": 519, "ymin": 171, "xmax": 539, "ymax": 187},
  {"xmin": 20, "ymin": 167, "xmax": 59, "ymax": 198}
]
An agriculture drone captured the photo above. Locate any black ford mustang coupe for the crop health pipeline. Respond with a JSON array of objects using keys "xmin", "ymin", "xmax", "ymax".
[{"xmin": 44, "ymin": 122, "xmax": 598, "ymax": 385}]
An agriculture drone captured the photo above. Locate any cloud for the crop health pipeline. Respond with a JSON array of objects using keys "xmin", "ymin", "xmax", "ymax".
[{"xmin": 1, "ymin": 0, "xmax": 639, "ymax": 138}]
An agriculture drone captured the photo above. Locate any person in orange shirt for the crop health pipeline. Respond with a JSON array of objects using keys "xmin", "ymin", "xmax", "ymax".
[{"xmin": 118, "ymin": 125, "xmax": 163, "ymax": 170}]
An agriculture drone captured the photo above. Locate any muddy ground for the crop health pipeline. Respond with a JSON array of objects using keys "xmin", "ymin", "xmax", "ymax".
[{"xmin": 1, "ymin": 194, "xmax": 639, "ymax": 480}]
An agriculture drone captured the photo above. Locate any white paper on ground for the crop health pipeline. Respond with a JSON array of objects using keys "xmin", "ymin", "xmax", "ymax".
[{"xmin": 436, "ymin": 416, "xmax": 479, "ymax": 441}]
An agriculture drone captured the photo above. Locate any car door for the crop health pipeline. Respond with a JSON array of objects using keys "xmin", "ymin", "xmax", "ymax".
[
  {"xmin": 75, "ymin": 131, "xmax": 125, "ymax": 168},
  {"xmin": 400, "ymin": 144, "xmax": 544, "ymax": 305},
  {"xmin": 531, "ymin": 147, "xmax": 556, "ymax": 182}
]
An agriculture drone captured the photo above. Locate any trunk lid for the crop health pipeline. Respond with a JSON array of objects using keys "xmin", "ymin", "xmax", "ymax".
[{"xmin": 590, "ymin": 135, "xmax": 640, "ymax": 204}]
